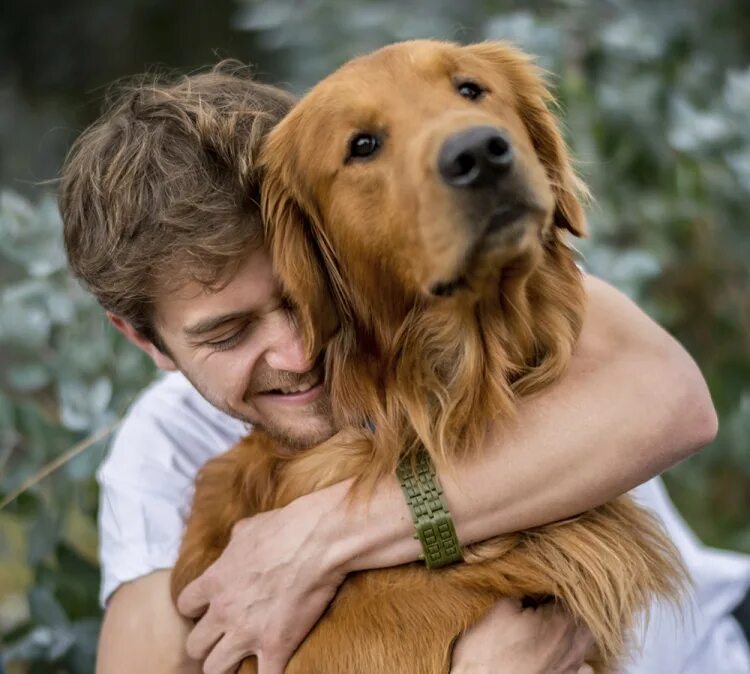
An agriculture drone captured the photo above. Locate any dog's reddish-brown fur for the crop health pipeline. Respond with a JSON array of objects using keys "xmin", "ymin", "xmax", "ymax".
[{"xmin": 172, "ymin": 41, "xmax": 686, "ymax": 673}]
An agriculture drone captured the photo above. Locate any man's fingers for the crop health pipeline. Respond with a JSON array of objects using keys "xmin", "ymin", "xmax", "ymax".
[
  {"xmin": 256, "ymin": 655, "xmax": 287, "ymax": 674},
  {"xmin": 577, "ymin": 666, "xmax": 595, "ymax": 674},
  {"xmin": 572, "ymin": 623, "xmax": 596, "ymax": 657},
  {"xmin": 202, "ymin": 633, "xmax": 248, "ymax": 674},
  {"xmin": 177, "ymin": 575, "xmax": 210, "ymax": 618},
  {"xmin": 185, "ymin": 611, "xmax": 223, "ymax": 661},
  {"xmin": 581, "ymin": 625, "xmax": 596, "ymax": 649},
  {"xmin": 536, "ymin": 601, "xmax": 574, "ymax": 632}
]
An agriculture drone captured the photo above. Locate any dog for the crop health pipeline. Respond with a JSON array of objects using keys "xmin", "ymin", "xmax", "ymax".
[{"xmin": 172, "ymin": 40, "xmax": 686, "ymax": 673}]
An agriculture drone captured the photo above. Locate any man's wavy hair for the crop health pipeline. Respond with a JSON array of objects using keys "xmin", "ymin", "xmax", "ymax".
[{"xmin": 59, "ymin": 61, "xmax": 295, "ymax": 351}]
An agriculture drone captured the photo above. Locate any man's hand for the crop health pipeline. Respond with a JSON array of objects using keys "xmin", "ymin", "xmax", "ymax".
[
  {"xmin": 450, "ymin": 599, "xmax": 595, "ymax": 674},
  {"xmin": 176, "ymin": 491, "xmax": 349, "ymax": 674}
]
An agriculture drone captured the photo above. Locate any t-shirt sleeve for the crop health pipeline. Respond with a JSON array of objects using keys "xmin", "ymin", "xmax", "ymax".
[
  {"xmin": 96, "ymin": 374, "xmax": 246, "ymax": 606},
  {"xmin": 98, "ymin": 468, "xmax": 189, "ymax": 606}
]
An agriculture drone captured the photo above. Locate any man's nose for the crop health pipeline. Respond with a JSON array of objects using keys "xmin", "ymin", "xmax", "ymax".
[
  {"xmin": 263, "ymin": 313, "xmax": 313, "ymax": 373},
  {"xmin": 437, "ymin": 126, "xmax": 514, "ymax": 188}
]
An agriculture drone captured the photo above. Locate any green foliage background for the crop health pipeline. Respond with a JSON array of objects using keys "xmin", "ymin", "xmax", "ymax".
[{"xmin": 1, "ymin": 0, "xmax": 748, "ymax": 671}]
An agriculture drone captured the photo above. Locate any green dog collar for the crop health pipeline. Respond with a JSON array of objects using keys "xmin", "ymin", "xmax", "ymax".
[{"xmin": 396, "ymin": 451, "xmax": 463, "ymax": 569}]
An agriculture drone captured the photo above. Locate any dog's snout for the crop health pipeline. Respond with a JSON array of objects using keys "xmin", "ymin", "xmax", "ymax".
[{"xmin": 438, "ymin": 126, "xmax": 513, "ymax": 188}]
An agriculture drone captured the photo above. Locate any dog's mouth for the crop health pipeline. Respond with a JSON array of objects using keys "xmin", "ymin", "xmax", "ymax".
[
  {"xmin": 485, "ymin": 202, "xmax": 530, "ymax": 236},
  {"xmin": 429, "ymin": 200, "xmax": 539, "ymax": 297}
]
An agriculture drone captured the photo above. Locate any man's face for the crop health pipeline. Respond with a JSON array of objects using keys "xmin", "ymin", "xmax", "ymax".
[{"xmin": 152, "ymin": 247, "xmax": 336, "ymax": 449}]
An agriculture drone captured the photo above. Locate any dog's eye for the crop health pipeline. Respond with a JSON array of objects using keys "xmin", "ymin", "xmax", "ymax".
[
  {"xmin": 348, "ymin": 133, "xmax": 381, "ymax": 161},
  {"xmin": 456, "ymin": 80, "xmax": 485, "ymax": 101}
]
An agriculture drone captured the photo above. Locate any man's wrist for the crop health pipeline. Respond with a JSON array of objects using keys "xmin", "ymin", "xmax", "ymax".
[
  {"xmin": 396, "ymin": 452, "xmax": 463, "ymax": 568},
  {"xmin": 284, "ymin": 479, "xmax": 360, "ymax": 577},
  {"xmin": 296, "ymin": 475, "xmax": 423, "ymax": 575},
  {"xmin": 354, "ymin": 476, "xmax": 427, "ymax": 573}
]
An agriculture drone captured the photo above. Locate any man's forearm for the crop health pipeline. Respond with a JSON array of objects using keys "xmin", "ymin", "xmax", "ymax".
[
  {"xmin": 97, "ymin": 571, "xmax": 199, "ymax": 674},
  {"xmin": 324, "ymin": 276, "xmax": 717, "ymax": 573}
]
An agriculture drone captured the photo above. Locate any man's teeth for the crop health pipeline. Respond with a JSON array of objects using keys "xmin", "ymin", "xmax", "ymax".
[{"xmin": 276, "ymin": 381, "xmax": 316, "ymax": 394}]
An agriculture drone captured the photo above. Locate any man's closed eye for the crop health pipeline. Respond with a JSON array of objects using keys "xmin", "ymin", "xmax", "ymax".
[{"xmin": 205, "ymin": 324, "xmax": 252, "ymax": 351}]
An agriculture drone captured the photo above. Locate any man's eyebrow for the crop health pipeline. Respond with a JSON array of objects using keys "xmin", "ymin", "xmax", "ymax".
[{"xmin": 183, "ymin": 311, "xmax": 254, "ymax": 337}]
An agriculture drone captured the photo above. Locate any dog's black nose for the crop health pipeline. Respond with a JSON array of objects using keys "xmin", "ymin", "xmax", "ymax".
[{"xmin": 438, "ymin": 126, "xmax": 513, "ymax": 187}]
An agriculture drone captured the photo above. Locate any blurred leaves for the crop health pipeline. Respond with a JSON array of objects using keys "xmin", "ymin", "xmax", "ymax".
[
  {"xmin": 2, "ymin": 0, "xmax": 749, "ymax": 671},
  {"xmin": 0, "ymin": 191, "xmax": 66, "ymax": 278},
  {"xmin": 0, "ymin": 189, "xmax": 155, "ymax": 672}
]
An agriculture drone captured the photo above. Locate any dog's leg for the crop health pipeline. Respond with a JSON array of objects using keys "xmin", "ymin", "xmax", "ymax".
[{"xmin": 457, "ymin": 495, "xmax": 687, "ymax": 671}]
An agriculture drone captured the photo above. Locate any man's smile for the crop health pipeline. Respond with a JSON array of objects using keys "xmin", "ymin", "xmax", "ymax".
[
  {"xmin": 252, "ymin": 362, "xmax": 326, "ymax": 405},
  {"xmin": 258, "ymin": 380, "xmax": 325, "ymax": 405}
]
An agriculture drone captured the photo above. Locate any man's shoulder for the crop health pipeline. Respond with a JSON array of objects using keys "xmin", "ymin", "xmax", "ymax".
[
  {"xmin": 98, "ymin": 371, "xmax": 247, "ymax": 489},
  {"xmin": 120, "ymin": 370, "xmax": 247, "ymax": 442}
]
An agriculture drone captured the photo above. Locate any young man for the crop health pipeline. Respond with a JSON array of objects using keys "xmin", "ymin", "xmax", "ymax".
[{"xmin": 59, "ymin": 64, "xmax": 750, "ymax": 674}]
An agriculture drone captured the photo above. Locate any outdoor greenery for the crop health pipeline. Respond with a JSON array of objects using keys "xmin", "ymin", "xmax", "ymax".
[{"xmin": 1, "ymin": 0, "xmax": 748, "ymax": 671}]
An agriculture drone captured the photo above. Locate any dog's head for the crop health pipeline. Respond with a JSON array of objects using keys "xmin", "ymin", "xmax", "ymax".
[{"xmin": 261, "ymin": 40, "xmax": 587, "ymax": 356}]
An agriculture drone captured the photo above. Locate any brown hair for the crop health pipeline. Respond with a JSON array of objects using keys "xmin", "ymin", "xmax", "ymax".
[{"xmin": 59, "ymin": 61, "xmax": 295, "ymax": 351}]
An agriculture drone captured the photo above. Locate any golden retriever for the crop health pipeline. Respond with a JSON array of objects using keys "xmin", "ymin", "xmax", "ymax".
[{"xmin": 172, "ymin": 40, "xmax": 685, "ymax": 673}]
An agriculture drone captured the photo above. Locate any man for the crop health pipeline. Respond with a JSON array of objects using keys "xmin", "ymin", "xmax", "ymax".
[{"xmin": 59, "ymin": 63, "xmax": 750, "ymax": 674}]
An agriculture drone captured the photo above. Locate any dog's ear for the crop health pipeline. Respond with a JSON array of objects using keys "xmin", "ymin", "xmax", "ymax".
[
  {"xmin": 464, "ymin": 42, "xmax": 588, "ymax": 237},
  {"xmin": 260, "ymin": 145, "xmax": 340, "ymax": 360}
]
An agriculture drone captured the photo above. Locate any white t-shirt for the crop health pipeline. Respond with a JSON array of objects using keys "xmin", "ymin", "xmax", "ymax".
[{"xmin": 98, "ymin": 371, "xmax": 750, "ymax": 673}]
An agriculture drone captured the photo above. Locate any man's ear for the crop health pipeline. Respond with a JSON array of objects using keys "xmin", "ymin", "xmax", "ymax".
[
  {"xmin": 107, "ymin": 312, "xmax": 177, "ymax": 371},
  {"xmin": 464, "ymin": 42, "xmax": 589, "ymax": 238},
  {"xmin": 260, "ymin": 130, "xmax": 341, "ymax": 360}
]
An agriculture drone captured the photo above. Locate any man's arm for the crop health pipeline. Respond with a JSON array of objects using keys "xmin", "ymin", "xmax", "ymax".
[
  {"xmin": 177, "ymin": 275, "xmax": 717, "ymax": 674},
  {"xmin": 97, "ymin": 570, "xmax": 198, "ymax": 674}
]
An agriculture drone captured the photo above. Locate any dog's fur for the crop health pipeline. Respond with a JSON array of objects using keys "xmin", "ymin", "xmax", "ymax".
[{"xmin": 172, "ymin": 41, "xmax": 685, "ymax": 673}]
